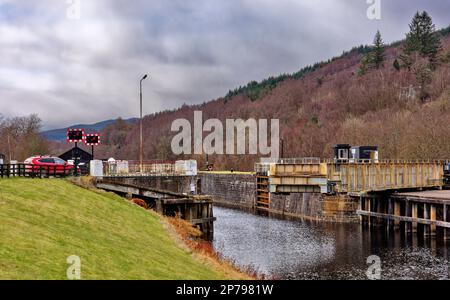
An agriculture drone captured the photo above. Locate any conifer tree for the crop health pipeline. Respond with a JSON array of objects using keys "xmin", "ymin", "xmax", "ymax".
[
  {"xmin": 358, "ymin": 30, "xmax": 385, "ymax": 75},
  {"xmin": 401, "ymin": 11, "xmax": 441, "ymax": 68},
  {"xmin": 372, "ymin": 30, "xmax": 385, "ymax": 69}
]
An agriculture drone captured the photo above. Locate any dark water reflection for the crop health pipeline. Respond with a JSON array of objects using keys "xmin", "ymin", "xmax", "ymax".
[{"xmin": 213, "ymin": 207, "xmax": 450, "ymax": 280}]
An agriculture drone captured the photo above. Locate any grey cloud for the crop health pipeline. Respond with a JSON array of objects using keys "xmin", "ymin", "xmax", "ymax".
[{"xmin": 0, "ymin": 0, "xmax": 449, "ymax": 129}]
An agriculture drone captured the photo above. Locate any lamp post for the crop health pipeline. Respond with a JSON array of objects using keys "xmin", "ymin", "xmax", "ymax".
[{"xmin": 140, "ymin": 74, "xmax": 148, "ymax": 173}]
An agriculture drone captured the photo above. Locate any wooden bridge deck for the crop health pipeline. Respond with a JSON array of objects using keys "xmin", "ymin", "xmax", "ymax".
[{"xmin": 394, "ymin": 190, "xmax": 450, "ymax": 202}]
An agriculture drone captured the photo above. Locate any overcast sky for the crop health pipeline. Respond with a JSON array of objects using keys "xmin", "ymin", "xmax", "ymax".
[{"xmin": 0, "ymin": 0, "xmax": 449, "ymax": 130}]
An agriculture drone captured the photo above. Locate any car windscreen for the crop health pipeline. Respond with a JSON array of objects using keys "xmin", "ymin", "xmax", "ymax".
[
  {"xmin": 53, "ymin": 158, "xmax": 66, "ymax": 164},
  {"xmin": 39, "ymin": 158, "xmax": 54, "ymax": 163}
]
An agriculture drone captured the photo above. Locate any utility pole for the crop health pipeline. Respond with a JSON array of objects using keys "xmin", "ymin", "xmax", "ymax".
[
  {"xmin": 140, "ymin": 74, "xmax": 148, "ymax": 173},
  {"xmin": 7, "ymin": 133, "xmax": 11, "ymax": 163}
]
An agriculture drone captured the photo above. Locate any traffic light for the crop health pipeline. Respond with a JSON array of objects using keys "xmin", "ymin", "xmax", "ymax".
[
  {"xmin": 67, "ymin": 129, "xmax": 85, "ymax": 143},
  {"xmin": 84, "ymin": 134, "xmax": 101, "ymax": 146}
]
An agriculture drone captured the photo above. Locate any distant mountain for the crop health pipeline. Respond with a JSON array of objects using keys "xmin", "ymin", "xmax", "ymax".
[{"xmin": 41, "ymin": 118, "xmax": 138, "ymax": 141}]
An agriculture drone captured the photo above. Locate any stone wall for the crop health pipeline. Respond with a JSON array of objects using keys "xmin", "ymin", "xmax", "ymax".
[
  {"xmin": 270, "ymin": 192, "xmax": 323, "ymax": 219},
  {"xmin": 270, "ymin": 193, "xmax": 359, "ymax": 223},
  {"xmin": 199, "ymin": 173, "xmax": 255, "ymax": 210}
]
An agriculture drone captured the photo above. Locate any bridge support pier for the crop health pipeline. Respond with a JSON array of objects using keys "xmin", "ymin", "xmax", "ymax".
[
  {"xmin": 156, "ymin": 199, "xmax": 163, "ymax": 214},
  {"xmin": 430, "ymin": 204, "xmax": 437, "ymax": 236},
  {"xmin": 424, "ymin": 204, "xmax": 430, "ymax": 236},
  {"xmin": 366, "ymin": 198, "xmax": 372, "ymax": 227},
  {"xmin": 387, "ymin": 199, "xmax": 393, "ymax": 231},
  {"xmin": 404, "ymin": 201, "xmax": 412, "ymax": 234},
  {"xmin": 394, "ymin": 200, "xmax": 401, "ymax": 229},
  {"xmin": 412, "ymin": 203, "xmax": 418, "ymax": 233},
  {"xmin": 443, "ymin": 204, "xmax": 449, "ymax": 240}
]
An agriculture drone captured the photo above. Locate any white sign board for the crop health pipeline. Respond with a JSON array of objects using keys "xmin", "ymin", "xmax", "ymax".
[
  {"xmin": 90, "ymin": 160, "xmax": 104, "ymax": 177},
  {"xmin": 175, "ymin": 160, "xmax": 198, "ymax": 176}
]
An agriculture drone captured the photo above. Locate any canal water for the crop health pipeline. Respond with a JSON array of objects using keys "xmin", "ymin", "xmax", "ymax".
[{"xmin": 213, "ymin": 207, "xmax": 450, "ymax": 280}]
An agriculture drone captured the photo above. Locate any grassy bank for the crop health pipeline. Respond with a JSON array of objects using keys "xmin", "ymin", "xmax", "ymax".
[{"xmin": 0, "ymin": 178, "xmax": 246, "ymax": 280}]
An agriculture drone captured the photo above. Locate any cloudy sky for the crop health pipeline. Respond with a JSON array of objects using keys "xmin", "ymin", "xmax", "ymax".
[{"xmin": 0, "ymin": 0, "xmax": 449, "ymax": 129}]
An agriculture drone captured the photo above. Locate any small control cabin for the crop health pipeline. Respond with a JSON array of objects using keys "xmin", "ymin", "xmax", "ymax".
[{"xmin": 333, "ymin": 144, "xmax": 379, "ymax": 163}]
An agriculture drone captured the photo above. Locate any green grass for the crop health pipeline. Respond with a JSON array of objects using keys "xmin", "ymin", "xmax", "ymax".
[{"xmin": 0, "ymin": 178, "xmax": 228, "ymax": 280}]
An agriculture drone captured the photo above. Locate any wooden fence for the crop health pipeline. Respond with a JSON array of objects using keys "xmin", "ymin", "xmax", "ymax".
[{"xmin": 0, "ymin": 164, "xmax": 74, "ymax": 178}]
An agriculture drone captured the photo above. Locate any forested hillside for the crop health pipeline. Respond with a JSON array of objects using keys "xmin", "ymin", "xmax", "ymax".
[{"xmin": 57, "ymin": 14, "xmax": 450, "ymax": 171}]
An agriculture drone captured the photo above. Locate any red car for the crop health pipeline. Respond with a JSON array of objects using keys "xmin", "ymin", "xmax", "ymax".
[{"xmin": 24, "ymin": 156, "xmax": 78, "ymax": 175}]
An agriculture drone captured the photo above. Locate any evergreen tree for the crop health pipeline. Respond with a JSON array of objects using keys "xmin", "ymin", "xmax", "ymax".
[
  {"xmin": 372, "ymin": 30, "xmax": 385, "ymax": 69},
  {"xmin": 358, "ymin": 30, "xmax": 385, "ymax": 75},
  {"xmin": 401, "ymin": 11, "xmax": 441, "ymax": 68},
  {"xmin": 358, "ymin": 54, "xmax": 371, "ymax": 76}
]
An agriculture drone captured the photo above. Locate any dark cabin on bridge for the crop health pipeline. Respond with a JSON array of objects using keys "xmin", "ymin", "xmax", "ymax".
[
  {"xmin": 333, "ymin": 144, "xmax": 379, "ymax": 163},
  {"xmin": 350, "ymin": 146, "xmax": 379, "ymax": 161},
  {"xmin": 333, "ymin": 144, "xmax": 351, "ymax": 162}
]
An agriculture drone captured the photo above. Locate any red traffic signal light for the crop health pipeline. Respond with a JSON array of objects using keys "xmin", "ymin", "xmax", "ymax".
[
  {"xmin": 84, "ymin": 134, "xmax": 101, "ymax": 146},
  {"xmin": 67, "ymin": 129, "xmax": 85, "ymax": 143}
]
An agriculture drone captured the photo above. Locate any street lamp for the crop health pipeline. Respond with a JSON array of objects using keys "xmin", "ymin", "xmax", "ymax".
[{"xmin": 140, "ymin": 74, "xmax": 148, "ymax": 173}]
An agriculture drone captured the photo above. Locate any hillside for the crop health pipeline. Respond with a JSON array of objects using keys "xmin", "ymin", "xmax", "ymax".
[
  {"xmin": 50, "ymin": 25, "xmax": 450, "ymax": 171},
  {"xmin": 0, "ymin": 178, "xmax": 243, "ymax": 279},
  {"xmin": 41, "ymin": 118, "xmax": 138, "ymax": 142}
]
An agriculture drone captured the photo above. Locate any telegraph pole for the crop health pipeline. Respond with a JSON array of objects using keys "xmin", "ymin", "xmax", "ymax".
[{"xmin": 139, "ymin": 74, "xmax": 148, "ymax": 173}]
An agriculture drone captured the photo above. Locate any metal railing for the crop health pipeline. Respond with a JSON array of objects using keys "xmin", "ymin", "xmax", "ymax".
[
  {"xmin": 259, "ymin": 157, "xmax": 322, "ymax": 165},
  {"xmin": 259, "ymin": 158, "xmax": 450, "ymax": 166},
  {"xmin": 0, "ymin": 164, "xmax": 74, "ymax": 178},
  {"xmin": 103, "ymin": 160, "xmax": 182, "ymax": 177}
]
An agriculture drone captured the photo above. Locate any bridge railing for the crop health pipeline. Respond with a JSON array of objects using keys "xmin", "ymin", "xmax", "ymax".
[
  {"xmin": 104, "ymin": 161, "xmax": 175, "ymax": 176},
  {"xmin": 259, "ymin": 157, "xmax": 322, "ymax": 165},
  {"xmin": 0, "ymin": 164, "xmax": 74, "ymax": 178},
  {"xmin": 102, "ymin": 160, "xmax": 195, "ymax": 176}
]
